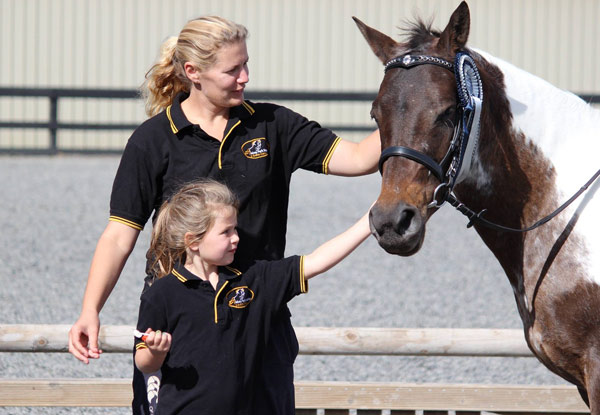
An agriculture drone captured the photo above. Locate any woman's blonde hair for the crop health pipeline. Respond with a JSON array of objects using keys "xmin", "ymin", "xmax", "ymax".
[
  {"xmin": 141, "ymin": 16, "xmax": 248, "ymax": 117},
  {"xmin": 147, "ymin": 179, "xmax": 239, "ymax": 279}
]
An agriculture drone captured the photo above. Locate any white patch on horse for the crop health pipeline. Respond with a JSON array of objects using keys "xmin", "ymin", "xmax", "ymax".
[
  {"xmin": 477, "ymin": 50, "xmax": 600, "ymax": 286},
  {"xmin": 462, "ymin": 156, "xmax": 492, "ymax": 194}
]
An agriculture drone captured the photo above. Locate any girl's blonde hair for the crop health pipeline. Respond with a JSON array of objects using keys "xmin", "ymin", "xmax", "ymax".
[
  {"xmin": 141, "ymin": 16, "xmax": 248, "ymax": 117},
  {"xmin": 147, "ymin": 179, "xmax": 239, "ymax": 279}
]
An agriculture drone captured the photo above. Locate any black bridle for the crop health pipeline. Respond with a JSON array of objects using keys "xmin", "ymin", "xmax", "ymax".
[{"xmin": 379, "ymin": 52, "xmax": 600, "ymax": 232}]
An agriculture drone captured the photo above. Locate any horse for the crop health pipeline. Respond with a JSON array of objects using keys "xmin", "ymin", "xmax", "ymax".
[{"xmin": 354, "ymin": 1, "xmax": 600, "ymax": 411}]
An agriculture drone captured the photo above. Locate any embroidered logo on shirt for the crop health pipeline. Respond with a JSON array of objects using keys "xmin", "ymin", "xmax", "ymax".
[
  {"xmin": 226, "ymin": 286, "xmax": 255, "ymax": 308},
  {"xmin": 241, "ymin": 138, "xmax": 269, "ymax": 159}
]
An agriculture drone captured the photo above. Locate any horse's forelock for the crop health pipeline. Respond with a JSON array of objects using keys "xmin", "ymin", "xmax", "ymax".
[{"xmin": 400, "ymin": 18, "xmax": 440, "ymax": 52}]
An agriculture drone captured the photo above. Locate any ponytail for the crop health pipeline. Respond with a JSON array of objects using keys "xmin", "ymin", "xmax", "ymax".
[{"xmin": 141, "ymin": 36, "xmax": 190, "ymax": 117}]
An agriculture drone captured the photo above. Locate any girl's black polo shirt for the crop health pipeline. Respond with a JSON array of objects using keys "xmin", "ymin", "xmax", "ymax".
[
  {"xmin": 109, "ymin": 93, "xmax": 341, "ymax": 268},
  {"xmin": 134, "ymin": 256, "xmax": 308, "ymax": 415}
]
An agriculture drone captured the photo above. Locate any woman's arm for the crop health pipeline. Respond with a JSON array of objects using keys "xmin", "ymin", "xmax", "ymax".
[
  {"xmin": 327, "ymin": 129, "xmax": 380, "ymax": 176},
  {"xmin": 302, "ymin": 209, "xmax": 372, "ymax": 279},
  {"xmin": 68, "ymin": 221, "xmax": 140, "ymax": 363}
]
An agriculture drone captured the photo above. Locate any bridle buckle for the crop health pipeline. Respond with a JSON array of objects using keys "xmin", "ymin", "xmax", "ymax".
[{"xmin": 428, "ymin": 183, "xmax": 451, "ymax": 209}]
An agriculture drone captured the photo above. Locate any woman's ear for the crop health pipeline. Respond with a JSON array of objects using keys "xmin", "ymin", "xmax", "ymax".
[
  {"xmin": 184, "ymin": 232, "xmax": 201, "ymax": 252},
  {"xmin": 184, "ymin": 62, "xmax": 201, "ymax": 84}
]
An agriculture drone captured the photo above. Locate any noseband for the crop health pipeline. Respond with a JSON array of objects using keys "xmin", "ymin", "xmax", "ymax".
[{"xmin": 378, "ymin": 52, "xmax": 483, "ymax": 208}]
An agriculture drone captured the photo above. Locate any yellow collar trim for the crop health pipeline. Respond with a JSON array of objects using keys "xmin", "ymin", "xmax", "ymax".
[
  {"xmin": 172, "ymin": 269, "xmax": 187, "ymax": 283},
  {"xmin": 242, "ymin": 101, "xmax": 255, "ymax": 115},
  {"xmin": 218, "ymin": 120, "xmax": 241, "ymax": 169},
  {"xmin": 166, "ymin": 105, "xmax": 178, "ymax": 134},
  {"xmin": 214, "ymin": 281, "xmax": 229, "ymax": 323}
]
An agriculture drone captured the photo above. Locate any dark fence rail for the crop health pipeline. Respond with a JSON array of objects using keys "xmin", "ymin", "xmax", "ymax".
[
  {"xmin": 1, "ymin": 87, "xmax": 598, "ymax": 155},
  {"xmin": 0, "ymin": 87, "xmax": 377, "ymax": 155}
]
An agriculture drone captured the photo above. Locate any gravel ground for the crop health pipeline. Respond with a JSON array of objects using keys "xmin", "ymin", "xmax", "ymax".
[{"xmin": 0, "ymin": 155, "xmax": 568, "ymax": 415}]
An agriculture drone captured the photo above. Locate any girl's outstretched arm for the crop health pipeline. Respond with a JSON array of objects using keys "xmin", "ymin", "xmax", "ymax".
[{"xmin": 302, "ymin": 208, "xmax": 372, "ymax": 280}]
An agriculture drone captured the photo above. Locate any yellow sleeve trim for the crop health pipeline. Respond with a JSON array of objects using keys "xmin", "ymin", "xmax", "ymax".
[
  {"xmin": 299, "ymin": 256, "xmax": 308, "ymax": 293},
  {"xmin": 109, "ymin": 216, "xmax": 144, "ymax": 231},
  {"xmin": 322, "ymin": 136, "xmax": 342, "ymax": 175}
]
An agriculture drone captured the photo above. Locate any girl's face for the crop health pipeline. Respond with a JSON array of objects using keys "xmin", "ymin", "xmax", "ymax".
[
  {"xmin": 195, "ymin": 41, "xmax": 249, "ymax": 109},
  {"xmin": 197, "ymin": 206, "xmax": 239, "ymax": 266}
]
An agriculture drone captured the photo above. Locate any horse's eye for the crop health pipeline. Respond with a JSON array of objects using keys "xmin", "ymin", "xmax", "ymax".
[
  {"xmin": 370, "ymin": 110, "xmax": 379, "ymax": 126},
  {"xmin": 436, "ymin": 106, "xmax": 456, "ymax": 128}
]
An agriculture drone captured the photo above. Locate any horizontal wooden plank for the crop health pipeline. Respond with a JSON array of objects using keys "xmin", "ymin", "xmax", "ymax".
[
  {"xmin": 0, "ymin": 324, "xmax": 533, "ymax": 357},
  {"xmin": 294, "ymin": 327, "xmax": 532, "ymax": 357},
  {"xmin": 294, "ymin": 381, "xmax": 589, "ymax": 412},
  {"xmin": 0, "ymin": 379, "xmax": 588, "ymax": 412},
  {"xmin": 0, "ymin": 378, "xmax": 131, "ymax": 407}
]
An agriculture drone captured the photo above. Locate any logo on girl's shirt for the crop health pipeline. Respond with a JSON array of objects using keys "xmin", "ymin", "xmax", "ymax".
[
  {"xmin": 241, "ymin": 138, "xmax": 269, "ymax": 159},
  {"xmin": 226, "ymin": 286, "xmax": 255, "ymax": 308}
]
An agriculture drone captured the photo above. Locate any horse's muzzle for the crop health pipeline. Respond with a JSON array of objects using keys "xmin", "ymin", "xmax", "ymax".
[{"xmin": 369, "ymin": 202, "xmax": 425, "ymax": 256}]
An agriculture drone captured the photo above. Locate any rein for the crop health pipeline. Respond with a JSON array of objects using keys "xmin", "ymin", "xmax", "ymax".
[
  {"xmin": 380, "ymin": 52, "xmax": 600, "ymax": 233},
  {"xmin": 445, "ymin": 168, "xmax": 600, "ymax": 231}
]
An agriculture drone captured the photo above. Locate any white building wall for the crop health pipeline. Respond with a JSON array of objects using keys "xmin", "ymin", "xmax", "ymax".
[{"xmin": 1, "ymin": 0, "xmax": 599, "ymax": 149}]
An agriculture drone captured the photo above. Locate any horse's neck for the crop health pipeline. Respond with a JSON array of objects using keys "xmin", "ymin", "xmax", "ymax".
[
  {"xmin": 480, "ymin": 51, "xmax": 600, "ymax": 196},
  {"xmin": 470, "ymin": 51, "xmax": 600, "ymax": 289}
]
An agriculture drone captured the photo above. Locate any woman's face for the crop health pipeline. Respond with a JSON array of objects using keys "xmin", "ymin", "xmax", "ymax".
[{"xmin": 195, "ymin": 41, "xmax": 249, "ymax": 109}]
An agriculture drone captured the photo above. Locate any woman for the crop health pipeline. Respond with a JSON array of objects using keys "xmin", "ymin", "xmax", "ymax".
[{"xmin": 68, "ymin": 16, "xmax": 379, "ymax": 415}]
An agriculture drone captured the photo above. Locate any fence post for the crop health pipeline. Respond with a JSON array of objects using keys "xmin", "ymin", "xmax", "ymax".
[{"xmin": 48, "ymin": 91, "xmax": 58, "ymax": 154}]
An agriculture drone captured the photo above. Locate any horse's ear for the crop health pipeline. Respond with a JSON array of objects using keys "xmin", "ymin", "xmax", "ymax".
[
  {"xmin": 437, "ymin": 1, "xmax": 470, "ymax": 53},
  {"xmin": 353, "ymin": 16, "xmax": 398, "ymax": 64}
]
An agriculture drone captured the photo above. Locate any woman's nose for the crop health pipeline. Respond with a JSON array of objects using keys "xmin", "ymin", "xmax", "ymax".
[{"xmin": 239, "ymin": 67, "xmax": 249, "ymax": 84}]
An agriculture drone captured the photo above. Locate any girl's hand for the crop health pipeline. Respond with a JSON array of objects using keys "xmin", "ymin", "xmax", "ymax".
[{"xmin": 142, "ymin": 329, "xmax": 172, "ymax": 354}]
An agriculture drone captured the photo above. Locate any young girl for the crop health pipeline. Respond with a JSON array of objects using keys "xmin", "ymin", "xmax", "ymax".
[{"xmin": 134, "ymin": 179, "xmax": 371, "ymax": 415}]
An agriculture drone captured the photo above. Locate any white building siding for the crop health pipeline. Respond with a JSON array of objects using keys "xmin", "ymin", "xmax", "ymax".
[{"xmin": 1, "ymin": 0, "xmax": 599, "ymax": 149}]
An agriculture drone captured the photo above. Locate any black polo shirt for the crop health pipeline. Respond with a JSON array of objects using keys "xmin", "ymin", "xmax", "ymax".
[
  {"xmin": 109, "ymin": 92, "xmax": 341, "ymax": 268},
  {"xmin": 134, "ymin": 256, "xmax": 308, "ymax": 415}
]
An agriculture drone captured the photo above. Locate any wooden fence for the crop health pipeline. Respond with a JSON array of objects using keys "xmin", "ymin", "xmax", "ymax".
[
  {"xmin": 1, "ymin": 87, "xmax": 599, "ymax": 155},
  {"xmin": 0, "ymin": 87, "xmax": 376, "ymax": 154},
  {"xmin": 0, "ymin": 324, "xmax": 590, "ymax": 414}
]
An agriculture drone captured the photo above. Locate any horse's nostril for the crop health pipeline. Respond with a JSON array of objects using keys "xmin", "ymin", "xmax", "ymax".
[{"xmin": 395, "ymin": 207, "xmax": 415, "ymax": 234}]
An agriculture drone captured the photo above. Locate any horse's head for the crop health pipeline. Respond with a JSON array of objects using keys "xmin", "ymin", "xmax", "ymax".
[{"xmin": 355, "ymin": 2, "xmax": 472, "ymax": 256}]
